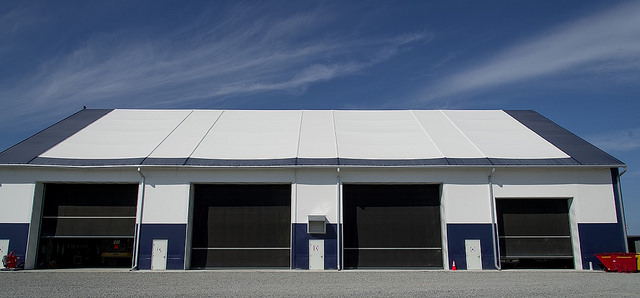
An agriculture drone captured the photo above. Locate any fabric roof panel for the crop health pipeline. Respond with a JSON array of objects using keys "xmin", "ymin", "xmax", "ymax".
[
  {"xmin": 444, "ymin": 110, "xmax": 570, "ymax": 159},
  {"xmin": 190, "ymin": 110, "xmax": 302, "ymax": 160},
  {"xmin": 0, "ymin": 109, "xmax": 112, "ymax": 164},
  {"xmin": 7, "ymin": 109, "xmax": 621, "ymax": 167},
  {"xmin": 297, "ymin": 110, "xmax": 338, "ymax": 159},
  {"xmin": 334, "ymin": 110, "xmax": 443, "ymax": 160},
  {"xmin": 148, "ymin": 110, "xmax": 223, "ymax": 159},
  {"xmin": 412, "ymin": 110, "xmax": 485, "ymax": 158},
  {"xmin": 39, "ymin": 109, "xmax": 191, "ymax": 159}
]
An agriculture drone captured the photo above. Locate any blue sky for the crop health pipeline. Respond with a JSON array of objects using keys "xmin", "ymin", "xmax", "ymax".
[{"xmin": 1, "ymin": 1, "xmax": 639, "ymax": 233}]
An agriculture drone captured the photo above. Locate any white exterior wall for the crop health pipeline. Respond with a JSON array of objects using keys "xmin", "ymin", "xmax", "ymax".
[
  {"xmin": 139, "ymin": 168, "xmax": 296, "ymax": 224},
  {"xmin": 0, "ymin": 167, "xmax": 141, "ymax": 183},
  {"xmin": 0, "ymin": 167, "xmax": 142, "ymax": 269},
  {"xmin": 0, "ymin": 167, "xmax": 141, "ymax": 223},
  {"xmin": 142, "ymin": 184, "xmax": 191, "ymax": 224},
  {"xmin": 0, "ymin": 183, "xmax": 35, "ymax": 224},
  {"xmin": 0, "ymin": 166, "xmax": 617, "ymax": 228},
  {"xmin": 338, "ymin": 168, "xmax": 494, "ymax": 224},
  {"xmin": 0, "ymin": 166, "xmax": 618, "ymax": 225},
  {"xmin": 0, "ymin": 165, "xmax": 619, "ymax": 271},
  {"xmin": 295, "ymin": 169, "xmax": 339, "ymax": 224},
  {"xmin": 489, "ymin": 167, "xmax": 617, "ymax": 269},
  {"xmin": 492, "ymin": 168, "xmax": 617, "ymax": 223}
]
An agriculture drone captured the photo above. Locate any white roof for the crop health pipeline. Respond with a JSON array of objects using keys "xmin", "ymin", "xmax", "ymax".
[{"xmin": 37, "ymin": 109, "xmax": 571, "ymax": 164}]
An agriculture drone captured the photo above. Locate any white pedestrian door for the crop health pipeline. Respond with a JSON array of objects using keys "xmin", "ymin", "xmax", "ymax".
[
  {"xmin": 151, "ymin": 239, "xmax": 168, "ymax": 270},
  {"xmin": 0, "ymin": 239, "xmax": 8, "ymax": 269},
  {"xmin": 309, "ymin": 239, "xmax": 324, "ymax": 270},
  {"xmin": 465, "ymin": 239, "xmax": 482, "ymax": 270}
]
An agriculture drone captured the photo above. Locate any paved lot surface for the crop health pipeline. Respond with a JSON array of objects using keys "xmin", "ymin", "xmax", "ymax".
[{"xmin": 1, "ymin": 270, "xmax": 639, "ymax": 297}]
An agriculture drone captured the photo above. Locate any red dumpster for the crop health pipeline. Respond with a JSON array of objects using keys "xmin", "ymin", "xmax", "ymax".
[{"xmin": 595, "ymin": 253, "xmax": 638, "ymax": 273}]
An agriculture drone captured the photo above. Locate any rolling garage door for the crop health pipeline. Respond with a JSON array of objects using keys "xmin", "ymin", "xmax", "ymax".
[
  {"xmin": 497, "ymin": 199, "xmax": 573, "ymax": 269},
  {"xmin": 343, "ymin": 184, "xmax": 442, "ymax": 269},
  {"xmin": 190, "ymin": 184, "xmax": 291, "ymax": 268},
  {"xmin": 37, "ymin": 184, "xmax": 138, "ymax": 268}
]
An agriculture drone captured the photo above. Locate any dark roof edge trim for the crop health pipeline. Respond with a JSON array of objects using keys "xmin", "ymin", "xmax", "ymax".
[
  {"xmin": 0, "ymin": 109, "xmax": 114, "ymax": 164},
  {"xmin": 18, "ymin": 157, "xmax": 621, "ymax": 167},
  {"xmin": 31, "ymin": 157, "xmax": 144, "ymax": 166},
  {"xmin": 505, "ymin": 110, "xmax": 625, "ymax": 166}
]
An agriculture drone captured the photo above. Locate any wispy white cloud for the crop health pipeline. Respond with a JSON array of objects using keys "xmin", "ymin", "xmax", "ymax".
[
  {"xmin": 0, "ymin": 3, "xmax": 429, "ymax": 126},
  {"xmin": 587, "ymin": 128, "xmax": 640, "ymax": 152},
  {"xmin": 0, "ymin": 4, "xmax": 44, "ymax": 35},
  {"xmin": 421, "ymin": 1, "xmax": 640, "ymax": 101}
]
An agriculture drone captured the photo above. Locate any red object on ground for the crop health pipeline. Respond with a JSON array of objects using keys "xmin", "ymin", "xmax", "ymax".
[
  {"xmin": 595, "ymin": 253, "xmax": 638, "ymax": 273},
  {"xmin": 2, "ymin": 252, "xmax": 18, "ymax": 269},
  {"xmin": 451, "ymin": 260, "xmax": 457, "ymax": 271}
]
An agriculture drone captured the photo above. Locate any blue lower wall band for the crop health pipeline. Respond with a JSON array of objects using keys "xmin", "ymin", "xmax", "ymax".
[
  {"xmin": 292, "ymin": 223, "xmax": 338, "ymax": 270},
  {"xmin": 1, "ymin": 222, "xmax": 629, "ymax": 270},
  {"xmin": 446, "ymin": 224, "xmax": 496, "ymax": 270},
  {"xmin": 0, "ymin": 223, "xmax": 29, "ymax": 264},
  {"xmin": 138, "ymin": 223, "xmax": 187, "ymax": 270},
  {"xmin": 578, "ymin": 223, "xmax": 626, "ymax": 270}
]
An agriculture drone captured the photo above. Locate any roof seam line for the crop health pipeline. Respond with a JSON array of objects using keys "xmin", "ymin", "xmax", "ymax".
[
  {"xmin": 409, "ymin": 110, "xmax": 445, "ymax": 158},
  {"xmin": 331, "ymin": 110, "xmax": 340, "ymax": 164},
  {"xmin": 440, "ymin": 110, "xmax": 487, "ymax": 157},
  {"xmin": 185, "ymin": 110, "xmax": 225, "ymax": 165},
  {"xmin": 141, "ymin": 110, "xmax": 195, "ymax": 165},
  {"xmin": 294, "ymin": 111, "xmax": 304, "ymax": 163}
]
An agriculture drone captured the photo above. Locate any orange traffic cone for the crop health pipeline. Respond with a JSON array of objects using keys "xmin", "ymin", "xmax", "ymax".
[{"xmin": 452, "ymin": 260, "xmax": 457, "ymax": 271}]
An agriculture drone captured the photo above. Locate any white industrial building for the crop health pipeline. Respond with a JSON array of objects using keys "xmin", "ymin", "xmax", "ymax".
[{"xmin": 0, "ymin": 109, "xmax": 627, "ymax": 270}]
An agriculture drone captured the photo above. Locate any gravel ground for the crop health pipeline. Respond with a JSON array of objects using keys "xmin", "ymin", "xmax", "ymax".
[{"xmin": 1, "ymin": 270, "xmax": 639, "ymax": 297}]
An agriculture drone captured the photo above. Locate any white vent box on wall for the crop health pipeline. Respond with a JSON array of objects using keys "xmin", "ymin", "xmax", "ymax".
[{"xmin": 308, "ymin": 215, "xmax": 327, "ymax": 234}]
